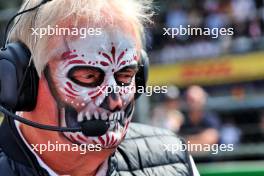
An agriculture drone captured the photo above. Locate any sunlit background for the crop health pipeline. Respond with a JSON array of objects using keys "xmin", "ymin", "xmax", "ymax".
[{"xmin": 1, "ymin": 0, "xmax": 264, "ymax": 175}]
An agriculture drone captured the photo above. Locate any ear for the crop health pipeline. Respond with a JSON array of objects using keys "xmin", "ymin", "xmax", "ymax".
[{"xmin": 20, "ymin": 74, "xmax": 60, "ymax": 128}]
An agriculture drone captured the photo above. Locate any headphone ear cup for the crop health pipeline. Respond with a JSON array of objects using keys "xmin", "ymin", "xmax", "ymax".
[
  {"xmin": 0, "ymin": 59, "xmax": 18, "ymax": 109},
  {"xmin": 135, "ymin": 50, "xmax": 149, "ymax": 99},
  {"xmin": 16, "ymin": 63, "xmax": 39, "ymax": 111},
  {"xmin": 0, "ymin": 42, "xmax": 39, "ymax": 111}
]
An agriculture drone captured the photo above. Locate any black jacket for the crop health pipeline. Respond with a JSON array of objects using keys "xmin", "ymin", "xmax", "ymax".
[{"xmin": 0, "ymin": 119, "xmax": 194, "ymax": 176}]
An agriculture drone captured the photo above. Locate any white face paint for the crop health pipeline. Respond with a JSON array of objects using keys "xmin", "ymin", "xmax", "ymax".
[{"xmin": 47, "ymin": 29, "xmax": 139, "ymax": 148}]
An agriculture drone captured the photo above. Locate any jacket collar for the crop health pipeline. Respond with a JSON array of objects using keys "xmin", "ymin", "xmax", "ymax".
[
  {"xmin": 0, "ymin": 118, "xmax": 41, "ymax": 169},
  {"xmin": 0, "ymin": 117, "xmax": 117, "ymax": 176}
]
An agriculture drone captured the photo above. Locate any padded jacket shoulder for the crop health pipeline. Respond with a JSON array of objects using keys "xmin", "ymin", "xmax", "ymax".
[{"xmin": 109, "ymin": 123, "xmax": 194, "ymax": 176}]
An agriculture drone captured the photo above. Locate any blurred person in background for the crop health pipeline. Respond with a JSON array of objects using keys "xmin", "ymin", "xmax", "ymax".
[
  {"xmin": 151, "ymin": 85, "xmax": 184, "ymax": 133},
  {"xmin": 180, "ymin": 85, "xmax": 220, "ymax": 145},
  {"xmin": 220, "ymin": 119, "xmax": 241, "ymax": 146}
]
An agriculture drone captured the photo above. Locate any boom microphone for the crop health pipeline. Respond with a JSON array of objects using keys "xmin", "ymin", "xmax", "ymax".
[{"xmin": 0, "ymin": 105, "xmax": 109, "ymax": 136}]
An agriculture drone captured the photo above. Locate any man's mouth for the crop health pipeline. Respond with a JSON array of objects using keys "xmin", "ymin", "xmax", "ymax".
[
  {"xmin": 77, "ymin": 111, "xmax": 126, "ymax": 126},
  {"xmin": 60, "ymin": 103, "xmax": 134, "ymax": 148}
]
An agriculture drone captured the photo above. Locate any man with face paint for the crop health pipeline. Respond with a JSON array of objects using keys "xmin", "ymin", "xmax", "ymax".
[
  {"xmin": 44, "ymin": 28, "xmax": 138, "ymax": 149},
  {"xmin": 0, "ymin": 0, "xmax": 199, "ymax": 175}
]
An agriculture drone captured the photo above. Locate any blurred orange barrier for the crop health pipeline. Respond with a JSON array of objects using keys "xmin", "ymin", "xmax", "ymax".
[{"xmin": 149, "ymin": 52, "xmax": 264, "ymax": 87}]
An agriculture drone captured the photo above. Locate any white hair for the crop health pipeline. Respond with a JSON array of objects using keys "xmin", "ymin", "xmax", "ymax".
[{"xmin": 9, "ymin": 0, "xmax": 153, "ymax": 76}]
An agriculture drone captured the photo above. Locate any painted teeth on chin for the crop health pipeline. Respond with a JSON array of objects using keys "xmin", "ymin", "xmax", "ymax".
[
  {"xmin": 109, "ymin": 113, "xmax": 114, "ymax": 121},
  {"xmin": 94, "ymin": 112, "xmax": 99, "ymax": 120},
  {"xmin": 77, "ymin": 112, "xmax": 83, "ymax": 122},
  {"xmin": 113, "ymin": 113, "xmax": 117, "ymax": 120},
  {"xmin": 121, "ymin": 111, "xmax": 125, "ymax": 120},
  {"xmin": 116, "ymin": 112, "xmax": 120, "ymax": 120},
  {"xmin": 118, "ymin": 112, "xmax": 122, "ymax": 120},
  {"xmin": 76, "ymin": 110, "xmax": 126, "ymax": 123},
  {"xmin": 85, "ymin": 112, "xmax": 91, "ymax": 120},
  {"xmin": 61, "ymin": 110, "xmax": 67, "ymax": 127},
  {"xmin": 101, "ymin": 112, "xmax": 108, "ymax": 120}
]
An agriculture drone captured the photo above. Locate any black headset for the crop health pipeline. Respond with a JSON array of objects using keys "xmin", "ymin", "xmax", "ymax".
[
  {"xmin": 0, "ymin": 1, "xmax": 149, "ymax": 175},
  {"xmin": 0, "ymin": 0, "xmax": 149, "ymax": 112}
]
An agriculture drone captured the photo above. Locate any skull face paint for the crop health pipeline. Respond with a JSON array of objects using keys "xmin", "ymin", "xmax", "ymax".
[{"xmin": 45, "ymin": 29, "xmax": 139, "ymax": 148}]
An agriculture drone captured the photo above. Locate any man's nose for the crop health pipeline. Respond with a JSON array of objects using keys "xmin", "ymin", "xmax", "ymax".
[{"xmin": 100, "ymin": 91, "xmax": 123, "ymax": 112}]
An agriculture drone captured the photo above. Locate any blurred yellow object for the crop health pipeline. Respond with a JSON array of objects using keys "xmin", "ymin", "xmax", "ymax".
[{"xmin": 149, "ymin": 52, "xmax": 264, "ymax": 87}]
